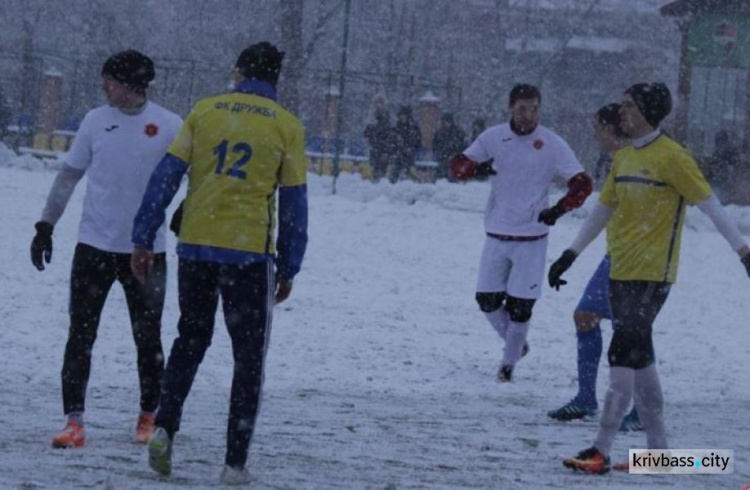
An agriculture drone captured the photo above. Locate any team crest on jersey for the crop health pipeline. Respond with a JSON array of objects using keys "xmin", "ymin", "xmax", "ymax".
[
  {"xmin": 533, "ymin": 139, "xmax": 544, "ymax": 150},
  {"xmin": 144, "ymin": 123, "xmax": 159, "ymax": 137}
]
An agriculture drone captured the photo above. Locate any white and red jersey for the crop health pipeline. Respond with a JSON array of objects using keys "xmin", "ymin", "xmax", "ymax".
[
  {"xmin": 66, "ymin": 102, "xmax": 182, "ymax": 253},
  {"xmin": 464, "ymin": 123, "xmax": 584, "ymax": 237}
]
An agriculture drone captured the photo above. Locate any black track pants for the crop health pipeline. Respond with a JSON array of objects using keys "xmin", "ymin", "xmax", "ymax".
[{"xmin": 155, "ymin": 258, "xmax": 274, "ymax": 468}]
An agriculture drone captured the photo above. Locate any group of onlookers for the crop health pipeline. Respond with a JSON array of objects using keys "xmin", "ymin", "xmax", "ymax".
[{"xmin": 363, "ymin": 104, "xmax": 487, "ymax": 183}]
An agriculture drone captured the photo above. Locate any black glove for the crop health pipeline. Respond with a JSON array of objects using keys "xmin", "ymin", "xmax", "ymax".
[
  {"xmin": 475, "ymin": 159, "xmax": 497, "ymax": 178},
  {"xmin": 538, "ymin": 204, "xmax": 566, "ymax": 226},
  {"xmin": 31, "ymin": 221, "xmax": 54, "ymax": 271},
  {"xmin": 548, "ymin": 249, "xmax": 577, "ymax": 290},
  {"xmin": 275, "ymin": 276, "xmax": 294, "ymax": 304},
  {"xmin": 169, "ymin": 200, "xmax": 184, "ymax": 236},
  {"xmin": 741, "ymin": 254, "xmax": 750, "ymax": 278}
]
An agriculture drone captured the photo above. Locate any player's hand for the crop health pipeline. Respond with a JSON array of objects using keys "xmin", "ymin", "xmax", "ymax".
[
  {"xmin": 275, "ymin": 277, "xmax": 294, "ymax": 304},
  {"xmin": 31, "ymin": 221, "xmax": 54, "ymax": 271},
  {"xmin": 741, "ymin": 253, "xmax": 750, "ymax": 278},
  {"xmin": 475, "ymin": 159, "xmax": 497, "ymax": 178},
  {"xmin": 131, "ymin": 247, "xmax": 154, "ymax": 284},
  {"xmin": 548, "ymin": 249, "xmax": 577, "ymax": 290},
  {"xmin": 169, "ymin": 200, "xmax": 184, "ymax": 236},
  {"xmin": 450, "ymin": 156, "xmax": 496, "ymax": 180},
  {"xmin": 538, "ymin": 204, "xmax": 566, "ymax": 226}
]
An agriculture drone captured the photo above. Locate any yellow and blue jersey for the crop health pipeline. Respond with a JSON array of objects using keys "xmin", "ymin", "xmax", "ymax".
[
  {"xmin": 133, "ymin": 79, "xmax": 308, "ymax": 278},
  {"xmin": 600, "ymin": 134, "xmax": 712, "ymax": 283}
]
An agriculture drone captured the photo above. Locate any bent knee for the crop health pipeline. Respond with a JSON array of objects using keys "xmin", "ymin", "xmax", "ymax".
[
  {"xmin": 475, "ymin": 292, "xmax": 506, "ymax": 313},
  {"xmin": 574, "ymin": 310, "xmax": 601, "ymax": 332},
  {"xmin": 506, "ymin": 296, "xmax": 535, "ymax": 323}
]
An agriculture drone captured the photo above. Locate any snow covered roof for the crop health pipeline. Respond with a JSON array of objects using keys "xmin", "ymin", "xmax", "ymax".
[
  {"xmin": 500, "ymin": 0, "xmax": 667, "ymax": 13},
  {"xmin": 505, "ymin": 36, "xmax": 634, "ymax": 53},
  {"xmin": 419, "ymin": 90, "xmax": 440, "ymax": 103},
  {"xmin": 44, "ymin": 68, "xmax": 63, "ymax": 78}
]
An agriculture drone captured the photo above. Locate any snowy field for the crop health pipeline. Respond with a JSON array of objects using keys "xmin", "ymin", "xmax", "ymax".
[{"xmin": 1, "ymin": 152, "xmax": 749, "ymax": 489}]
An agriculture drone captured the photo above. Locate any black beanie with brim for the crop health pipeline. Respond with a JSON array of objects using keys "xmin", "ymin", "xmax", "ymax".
[{"xmin": 625, "ymin": 82, "xmax": 672, "ymax": 128}]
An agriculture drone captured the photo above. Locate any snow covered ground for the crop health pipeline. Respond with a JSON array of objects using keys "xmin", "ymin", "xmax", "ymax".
[{"xmin": 1, "ymin": 154, "xmax": 749, "ymax": 489}]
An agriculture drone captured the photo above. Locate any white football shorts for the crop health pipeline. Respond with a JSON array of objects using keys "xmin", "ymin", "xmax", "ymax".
[{"xmin": 475, "ymin": 235, "xmax": 548, "ymax": 300}]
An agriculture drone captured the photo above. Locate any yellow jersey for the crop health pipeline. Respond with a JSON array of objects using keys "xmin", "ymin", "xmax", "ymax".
[
  {"xmin": 168, "ymin": 85, "xmax": 307, "ymax": 255},
  {"xmin": 600, "ymin": 134, "xmax": 712, "ymax": 283}
]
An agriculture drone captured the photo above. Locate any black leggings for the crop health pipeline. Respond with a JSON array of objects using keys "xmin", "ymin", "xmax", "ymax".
[
  {"xmin": 607, "ymin": 279, "xmax": 671, "ymax": 369},
  {"xmin": 62, "ymin": 243, "xmax": 166, "ymax": 414}
]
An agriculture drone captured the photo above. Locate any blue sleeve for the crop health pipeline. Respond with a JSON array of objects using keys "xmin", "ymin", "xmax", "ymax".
[
  {"xmin": 276, "ymin": 184, "xmax": 308, "ymax": 279},
  {"xmin": 132, "ymin": 153, "xmax": 188, "ymax": 249}
]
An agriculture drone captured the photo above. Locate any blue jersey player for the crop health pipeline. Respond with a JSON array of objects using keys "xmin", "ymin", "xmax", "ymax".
[{"xmin": 547, "ymin": 104, "xmax": 641, "ymax": 432}]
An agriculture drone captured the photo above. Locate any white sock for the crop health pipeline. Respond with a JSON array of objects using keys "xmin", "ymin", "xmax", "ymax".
[
  {"xmin": 484, "ymin": 308, "xmax": 509, "ymax": 340},
  {"xmin": 594, "ymin": 366, "xmax": 634, "ymax": 457},
  {"xmin": 502, "ymin": 320, "xmax": 529, "ymax": 367},
  {"xmin": 634, "ymin": 364, "xmax": 668, "ymax": 449}
]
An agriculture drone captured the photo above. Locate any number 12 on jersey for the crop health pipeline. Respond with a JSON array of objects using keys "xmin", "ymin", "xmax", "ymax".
[{"xmin": 213, "ymin": 140, "xmax": 253, "ymax": 179}]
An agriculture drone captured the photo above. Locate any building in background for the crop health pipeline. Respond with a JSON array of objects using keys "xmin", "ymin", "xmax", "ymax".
[{"xmin": 661, "ymin": 0, "xmax": 750, "ymax": 203}]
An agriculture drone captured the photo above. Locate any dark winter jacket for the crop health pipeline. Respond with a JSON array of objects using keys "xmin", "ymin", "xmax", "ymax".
[
  {"xmin": 364, "ymin": 115, "xmax": 394, "ymax": 161},
  {"xmin": 433, "ymin": 120, "xmax": 466, "ymax": 164},
  {"xmin": 393, "ymin": 116, "xmax": 421, "ymax": 165}
]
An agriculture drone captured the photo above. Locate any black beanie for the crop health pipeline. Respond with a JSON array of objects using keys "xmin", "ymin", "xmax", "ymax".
[
  {"xmin": 624, "ymin": 83, "xmax": 672, "ymax": 128},
  {"xmin": 235, "ymin": 42, "xmax": 285, "ymax": 88},
  {"xmin": 101, "ymin": 50, "xmax": 155, "ymax": 94}
]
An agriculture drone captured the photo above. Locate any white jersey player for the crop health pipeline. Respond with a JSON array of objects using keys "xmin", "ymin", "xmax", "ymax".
[
  {"xmin": 30, "ymin": 50, "xmax": 182, "ymax": 449},
  {"xmin": 451, "ymin": 83, "xmax": 593, "ymax": 382}
]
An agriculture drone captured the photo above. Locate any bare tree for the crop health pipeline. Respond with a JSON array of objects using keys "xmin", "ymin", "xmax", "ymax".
[
  {"xmin": 19, "ymin": 0, "xmax": 43, "ymax": 120},
  {"xmin": 278, "ymin": 0, "xmax": 344, "ymax": 113},
  {"xmin": 279, "ymin": 0, "xmax": 304, "ymax": 112}
]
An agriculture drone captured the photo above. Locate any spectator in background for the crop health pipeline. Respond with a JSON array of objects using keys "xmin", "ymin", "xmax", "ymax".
[
  {"xmin": 470, "ymin": 117, "xmax": 488, "ymax": 181},
  {"xmin": 708, "ymin": 129, "xmax": 740, "ymax": 203},
  {"xmin": 432, "ymin": 112, "xmax": 466, "ymax": 180},
  {"xmin": 390, "ymin": 105, "xmax": 421, "ymax": 183},
  {"xmin": 364, "ymin": 106, "xmax": 393, "ymax": 182},
  {"xmin": 0, "ymin": 86, "xmax": 10, "ymax": 141},
  {"xmin": 470, "ymin": 117, "xmax": 486, "ymax": 143}
]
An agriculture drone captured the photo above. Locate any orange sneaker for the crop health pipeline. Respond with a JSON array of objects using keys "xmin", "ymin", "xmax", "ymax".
[
  {"xmin": 136, "ymin": 413, "xmax": 156, "ymax": 444},
  {"xmin": 563, "ymin": 446, "xmax": 610, "ymax": 474},
  {"xmin": 51, "ymin": 420, "xmax": 86, "ymax": 448},
  {"xmin": 613, "ymin": 461, "xmax": 629, "ymax": 472}
]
